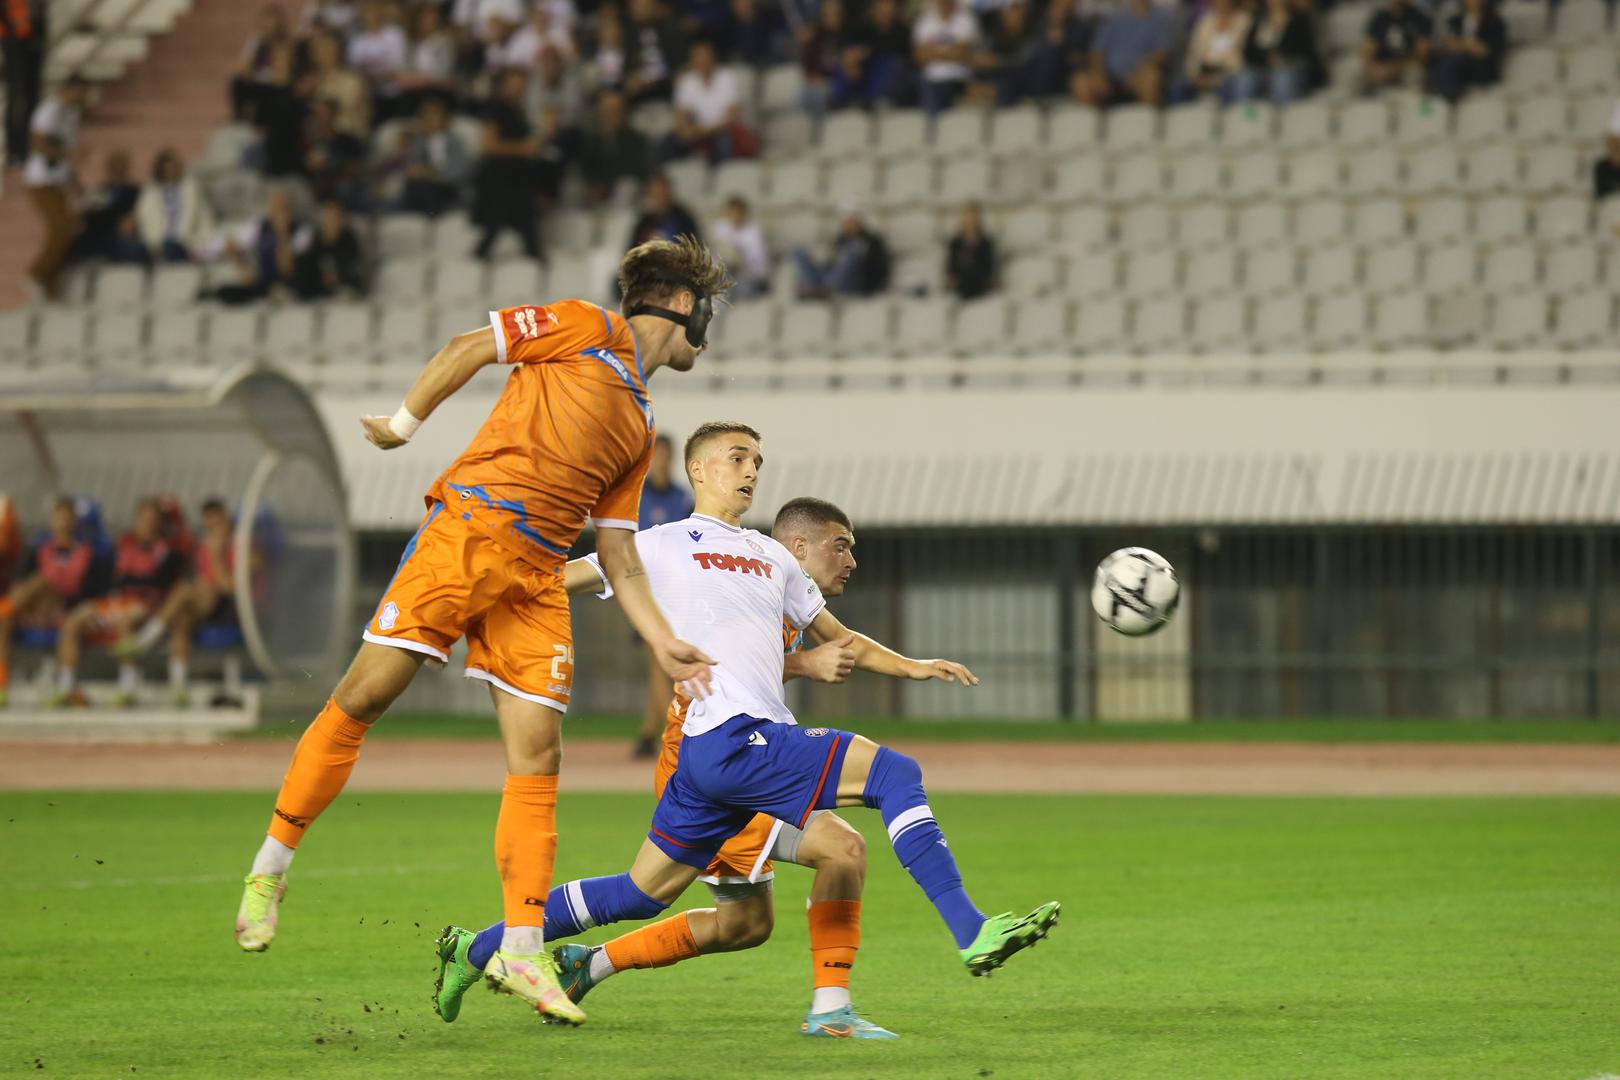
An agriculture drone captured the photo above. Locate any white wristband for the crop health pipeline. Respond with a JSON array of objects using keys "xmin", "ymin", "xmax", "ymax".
[{"xmin": 387, "ymin": 404, "xmax": 423, "ymax": 442}]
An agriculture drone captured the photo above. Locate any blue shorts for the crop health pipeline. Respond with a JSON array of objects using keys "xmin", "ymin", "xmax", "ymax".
[{"xmin": 647, "ymin": 714, "xmax": 856, "ymax": 870}]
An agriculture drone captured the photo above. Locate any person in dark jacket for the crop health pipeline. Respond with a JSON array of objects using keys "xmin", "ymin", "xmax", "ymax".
[
  {"xmin": 472, "ymin": 67, "xmax": 542, "ymax": 261},
  {"xmin": 945, "ymin": 201, "xmax": 996, "ymax": 300},
  {"xmin": 627, "ymin": 172, "xmax": 702, "ymax": 246},
  {"xmin": 1230, "ymin": 0, "xmax": 1320, "ymax": 105},
  {"xmin": 295, "ymin": 199, "xmax": 365, "ymax": 299},
  {"xmin": 1425, "ymin": 0, "xmax": 1506, "ymax": 103},
  {"xmin": 794, "ymin": 206, "xmax": 890, "ymax": 299}
]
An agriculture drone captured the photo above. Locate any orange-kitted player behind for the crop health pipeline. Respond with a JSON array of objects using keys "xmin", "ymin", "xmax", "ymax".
[{"xmin": 233, "ymin": 236, "xmax": 732, "ymax": 1027}]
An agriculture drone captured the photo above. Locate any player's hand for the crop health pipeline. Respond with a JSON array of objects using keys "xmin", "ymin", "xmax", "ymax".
[
  {"xmin": 911, "ymin": 659, "xmax": 980, "ymax": 686},
  {"xmin": 804, "ymin": 636, "xmax": 857, "ymax": 684},
  {"xmin": 655, "ymin": 636, "xmax": 716, "ymax": 700},
  {"xmin": 361, "ymin": 415, "xmax": 407, "ymax": 450}
]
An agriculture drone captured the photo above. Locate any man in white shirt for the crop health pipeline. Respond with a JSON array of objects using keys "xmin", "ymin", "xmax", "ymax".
[
  {"xmin": 709, "ymin": 195, "xmax": 770, "ymax": 298},
  {"xmin": 439, "ymin": 422, "xmax": 1061, "ymax": 1032},
  {"xmin": 23, "ymin": 76, "xmax": 88, "ymax": 299},
  {"xmin": 913, "ymin": 0, "xmax": 980, "ymax": 115},
  {"xmin": 668, "ymin": 39, "xmax": 753, "ymax": 163}
]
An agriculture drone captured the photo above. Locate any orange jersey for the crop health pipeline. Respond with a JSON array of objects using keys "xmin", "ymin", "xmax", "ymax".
[{"xmin": 429, "ymin": 300, "xmax": 655, "ymax": 566}]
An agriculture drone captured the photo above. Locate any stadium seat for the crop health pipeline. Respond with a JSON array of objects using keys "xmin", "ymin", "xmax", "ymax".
[
  {"xmin": 1251, "ymin": 292, "xmax": 1309, "ymax": 352},
  {"xmin": 999, "ymin": 206, "xmax": 1057, "ymax": 254},
  {"xmin": 764, "ymin": 112, "xmax": 814, "ymax": 159},
  {"xmin": 1311, "ymin": 293, "xmax": 1369, "ymax": 351},
  {"xmin": 777, "ymin": 304, "xmax": 835, "ymax": 357},
  {"xmin": 1337, "ymin": 100, "xmax": 1390, "ymax": 148},
  {"xmin": 1542, "ymin": 242, "xmax": 1599, "ymax": 292},
  {"xmin": 1482, "ymin": 241, "xmax": 1539, "ymax": 290},
  {"xmin": 834, "ymin": 299, "xmax": 893, "ymax": 357},
  {"xmin": 1343, "ymin": 150, "xmax": 1400, "ymax": 198},
  {"xmin": 435, "ymin": 257, "xmax": 488, "ymax": 306},
  {"xmin": 1552, "ymin": 0, "xmax": 1609, "ymax": 43},
  {"xmin": 1363, "ymin": 241, "xmax": 1421, "ymax": 295},
  {"xmin": 827, "ymin": 159, "xmax": 881, "ymax": 208},
  {"xmin": 1534, "ymin": 196, "xmax": 1591, "ymax": 243},
  {"xmin": 1003, "ymin": 253, "xmax": 1065, "ymax": 298},
  {"xmin": 707, "ymin": 300, "xmax": 774, "ymax": 360},
  {"xmin": 487, "ymin": 260, "xmax": 547, "ymax": 309},
  {"xmin": 1598, "ymin": 197, "xmax": 1620, "ymax": 238},
  {"xmin": 264, "ymin": 306, "xmax": 318, "ymax": 357},
  {"xmin": 879, "ymin": 158, "xmax": 934, "ymax": 209},
  {"xmin": 1046, "ymin": 104, "xmax": 1101, "ymax": 154},
  {"xmin": 1073, "ymin": 296, "xmax": 1128, "ymax": 353},
  {"xmin": 1405, "ymin": 145, "xmax": 1462, "ymax": 195},
  {"xmin": 1129, "ymin": 297, "xmax": 1186, "ymax": 353},
  {"xmin": 1166, "ymin": 152, "xmax": 1223, "ymax": 200},
  {"xmin": 1057, "ymin": 204, "xmax": 1110, "ymax": 247},
  {"xmin": 376, "ymin": 215, "xmax": 430, "ymax": 260},
  {"xmin": 1474, "ymin": 195, "xmax": 1531, "ymax": 243},
  {"xmin": 1220, "ymin": 102, "xmax": 1275, "ymax": 149},
  {"xmin": 1423, "ymin": 242, "xmax": 1478, "ymax": 292},
  {"xmin": 896, "ymin": 297, "xmax": 952, "ymax": 355},
  {"xmin": 1351, "ymin": 199, "xmax": 1406, "ymax": 246},
  {"xmin": 1523, "ymin": 145, "xmax": 1580, "ymax": 196},
  {"xmin": 938, "ymin": 158, "xmax": 994, "ymax": 206},
  {"xmin": 1413, "ymin": 197, "xmax": 1470, "ymax": 244},
  {"xmin": 1278, "ymin": 100, "xmax": 1333, "ymax": 149},
  {"xmin": 882, "ymin": 207, "xmax": 942, "ymax": 253},
  {"xmin": 1562, "ymin": 45, "xmax": 1617, "ymax": 93},
  {"xmin": 1047, "ymin": 153, "xmax": 1107, "ymax": 203},
  {"xmin": 1552, "ymin": 290, "xmax": 1614, "ymax": 348},
  {"xmin": 875, "ymin": 110, "xmax": 930, "ymax": 159},
  {"xmin": 201, "ymin": 123, "xmax": 256, "ymax": 172},
  {"xmin": 1122, "ymin": 249, "xmax": 1179, "ymax": 298},
  {"xmin": 1235, "ymin": 202, "xmax": 1289, "ymax": 248},
  {"xmin": 1391, "ymin": 97, "xmax": 1450, "ymax": 148},
  {"xmin": 954, "ymin": 296, "xmax": 1011, "ymax": 356},
  {"xmin": 92, "ymin": 309, "xmax": 147, "ymax": 365},
  {"xmin": 1325, "ymin": 2, "xmax": 1374, "ymax": 53},
  {"xmin": 766, "ymin": 160, "xmax": 823, "ymax": 209},
  {"xmin": 1244, "ymin": 247, "xmax": 1298, "ymax": 297},
  {"xmin": 1572, "ymin": 93, "xmax": 1615, "ymax": 137},
  {"xmin": 990, "ymin": 105, "xmax": 1044, "ymax": 153},
  {"xmin": 1503, "ymin": 47, "xmax": 1560, "ymax": 94},
  {"xmin": 1117, "ymin": 204, "xmax": 1172, "ymax": 249},
  {"xmin": 1286, "ymin": 149, "xmax": 1341, "ymax": 198},
  {"xmin": 1067, "ymin": 250, "xmax": 1118, "ymax": 299},
  {"xmin": 1184, "ymin": 247, "xmax": 1240, "ymax": 295},
  {"xmin": 713, "ymin": 160, "xmax": 767, "ymax": 205},
  {"xmin": 1455, "ymin": 94, "xmax": 1510, "ymax": 144},
  {"xmin": 149, "ymin": 264, "xmax": 203, "ymax": 310},
  {"xmin": 148, "ymin": 308, "xmax": 205, "ymax": 363},
  {"xmin": 432, "ymin": 213, "xmax": 481, "ymax": 257},
  {"xmin": 764, "ymin": 208, "xmax": 824, "ymax": 251},
  {"xmin": 1487, "ymin": 290, "xmax": 1549, "ymax": 349},
  {"xmin": 1009, "ymin": 299, "xmax": 1071, "ymax": 354},
  {"xmin": 1371, "ymin": 291, "xmax": 1429, "ymax": 349},
  {"xmin": 935, "ymin": 110, "xmax": 988, "ymax": 158},
  {"xmin": 1513, "ymin": 95, "xmax": 1570, "ymax": 143},
  {"xmin": 207, "ymin": 307, "xmax": 260, "ymax": 364},
  {"xmin": 376, "ymin": 304, "xmax": 435, "ymax": 359},
  {"xmin": 1104, "ymin": 104, "xmax": 1157, "ymax": 152},
  {"xmin": 1176, "ymin": 202, "xmax": 1231, "ymax": 250},
  {"xmin": 1188, "ymin": 295, "xmax": 1247, "ymax": 353},
  {"xmin": 1227, "ymin": 148, "xmax": 1282, "ymax": 198},
  {"xmin": 1304, "ymin": 244, "xmax": 1359, "ymax": 295},
  {"xmin": 1162, "ymin": 101, "xmax": 1218, "ymax": 150},
  {"xmin": 96, "ymin": 265, "xmax": 147, "ymax": 307},
  {"xmin": 322, "ymin": 303, "xmax": 373, "ymax": 358},
  {"xmin": 893, "ymin": 252, "xmax": 944, "ymax": 295},
  {"xmin": 1293, "ymin": 198, "xmax": 1348, "ymax": 246},
  {"xmin": 1111, "ymin": 152, "xmax": 1165, "ymax": 198},
  {"xmin": 0, "ymin": 310, "xmax": 33, "ymax": 365},
  {"xmin": 377, "ymin": 257, "xmax": 431, "ymax": 300},
  {"xmin": 760, "ymin": 64, "xmax": 804, "ymax": 114}
]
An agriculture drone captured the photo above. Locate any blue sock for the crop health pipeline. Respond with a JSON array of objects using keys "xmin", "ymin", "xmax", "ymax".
[
  {"xmin": 465, "ymin": 873, "xmax": 666, "ymax": 970},
  {"xmin": 863, "ymin": 747, "xmax": 986, "ymax": 949}
]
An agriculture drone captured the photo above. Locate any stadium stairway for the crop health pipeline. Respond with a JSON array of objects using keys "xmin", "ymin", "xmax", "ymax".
[{"xmin": 0, "ymin": 0, "xmax": 298, "ymax": 310}]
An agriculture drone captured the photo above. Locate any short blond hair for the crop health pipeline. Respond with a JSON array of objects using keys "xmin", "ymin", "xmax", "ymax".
[{"xmin": 683, "ymin": 421, "xmax": 762, "ymax": 467}]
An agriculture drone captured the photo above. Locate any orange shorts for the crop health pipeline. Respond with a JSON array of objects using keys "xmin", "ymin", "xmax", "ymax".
[
  {"xmin": 364, "ymin": 503, "xmax": 573, "ymax": 712},
  {"xmin": 654, "ymin": 699, "xmax": 782, "ymax": 884}
]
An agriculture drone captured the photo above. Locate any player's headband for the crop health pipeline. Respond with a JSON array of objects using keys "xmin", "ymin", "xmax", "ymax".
[{"xmin": 628, "ymin": 274, "xmax": 713, "ymax": 349}]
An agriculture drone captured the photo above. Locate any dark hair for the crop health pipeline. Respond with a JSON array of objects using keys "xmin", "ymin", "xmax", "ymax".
[
  {"xmin": 682, "ymin": 421, "xmax": 762, "ymax": 467},
  {"xmin": 773, "ymin": 497, "xmax": 852, "ymax": 539},
  {"xmin": 52, "ymin": 496, "xmax": 76, "ymax": 515},
  {"xmin": 202, "ymin": 498, "xmax": 227, "ymax": 515},
  {"xmin": 619, "ymin": 234, "xmax": 733, "ymax": 315}
]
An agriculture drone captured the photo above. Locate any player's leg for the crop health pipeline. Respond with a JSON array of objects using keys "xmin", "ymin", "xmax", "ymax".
[
  {"xmin": 0, "ymin": 576, "xmax": 50, "ymax": 701},
  {"xmin": 50, "ymin": 601, "xmax": 96, "ymax": 705},
  {"xmin": 162, "ymin": 592, "xmax": 205, "ymax": 704},
  {"xmin": 834, "ymin": 736, "xmax": 1059, "ymax": 975},
  {"xmin": 121, "ymin": 579, "xmax": 207, "ymax": 657},
  {"xmin": 109, "ymin": 599, "xmax": 153, "ymax": 705}
]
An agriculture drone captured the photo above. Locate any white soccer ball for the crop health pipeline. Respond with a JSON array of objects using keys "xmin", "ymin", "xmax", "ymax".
[{"xmin": 1091, "ymin": 547, "xmax": 1181, "ymax": 636}]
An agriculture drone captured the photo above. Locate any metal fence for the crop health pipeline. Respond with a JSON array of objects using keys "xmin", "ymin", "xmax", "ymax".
[{"xmin": 357, "ymin": 525, "xmax": 1620, "ymax": 721}]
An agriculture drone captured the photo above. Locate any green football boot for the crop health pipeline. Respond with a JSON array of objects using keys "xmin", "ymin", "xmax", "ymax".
[
  {"xmin": 960, "ymin": 901, "xmax": 1061, "ymax": 976},
  {"xmin": 235, "ymin": 872, "xmax": 287, "ymax": 952},
  {"xmin": 433, "ymin": 925, "xmax": 481, "ymax": 1023}
]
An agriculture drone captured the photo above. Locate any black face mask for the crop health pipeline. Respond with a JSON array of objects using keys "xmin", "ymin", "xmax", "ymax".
[{"xmin": 629, "ymin": 278, "xmax": 713, "ymax": 349}]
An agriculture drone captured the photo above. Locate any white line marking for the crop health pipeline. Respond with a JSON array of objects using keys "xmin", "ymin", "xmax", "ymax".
[{"xmin": 2, "ymin": 861, "xmax": 478, "ymax": 894}]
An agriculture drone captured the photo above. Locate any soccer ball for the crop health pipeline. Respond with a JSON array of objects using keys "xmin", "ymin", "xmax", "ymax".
[{"xmin": 1091, "ymin": 548, "xmax": 1180, "ymax": 636}]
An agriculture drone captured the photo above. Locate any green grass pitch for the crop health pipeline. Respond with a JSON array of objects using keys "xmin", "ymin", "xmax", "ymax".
[{"xmin": 3, "ymin": 792, "xmax": 1617, "ymax": 1080}]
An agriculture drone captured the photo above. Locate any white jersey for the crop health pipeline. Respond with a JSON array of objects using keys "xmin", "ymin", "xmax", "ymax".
[{"xmin": 585, "ymin": 513, "xmax": 826, "ymax": 736}]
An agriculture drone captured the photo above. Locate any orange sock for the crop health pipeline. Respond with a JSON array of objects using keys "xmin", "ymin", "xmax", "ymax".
[
  {"xmin": 495, "ymin": 774, "xmax": 559, "ymax": 928},
  {"xmin": 808, "ymin": 900, "xmax": 861, "ymax": 990},
  {"xmin": 265, "ymin": 699, "xmax": 370, "ymax": 848},
  {"xmin": 603, "ymin": 911, "xmax": 699, "ymax": 972}
]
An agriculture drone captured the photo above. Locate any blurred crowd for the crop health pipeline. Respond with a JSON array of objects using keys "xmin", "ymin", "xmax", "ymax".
[{"xmin": 15, "ymin": 0, "xmax": 1620, "ymax": 304}]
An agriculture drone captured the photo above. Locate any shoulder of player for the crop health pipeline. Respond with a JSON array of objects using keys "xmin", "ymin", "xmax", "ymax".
[{"xmin": 753, "ymin": 533, "xmax": 804, "ymax": 575}]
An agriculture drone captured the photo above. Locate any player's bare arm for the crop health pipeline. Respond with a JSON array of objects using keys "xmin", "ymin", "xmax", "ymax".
[
  {"xmin": 596, "ymin": 526, "xmax": 716, "ymax": 698},
  {"xmin": 361, "ymin": 326, "xmax": 500, "ymax": 449},
  {"xmin": 784, "ymin": 635, "xmax": 856, "ymax": 684},
  {"xmin": 562, "ymin": 556, "xmax": 605, "ymax": 597},
  {"xmin": 806, "ymin": 608, "xmax": 979, "ymax": 686}
]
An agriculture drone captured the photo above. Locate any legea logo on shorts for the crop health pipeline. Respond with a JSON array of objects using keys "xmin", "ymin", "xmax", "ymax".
[{"xmin": 378, "ymin": 601, "xmax": 400, "ymax": 630}]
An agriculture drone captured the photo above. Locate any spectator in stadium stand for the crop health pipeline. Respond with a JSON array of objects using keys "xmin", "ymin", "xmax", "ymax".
[
  {"xmin": 1028, "ymin": 0, "xmax": 1097, "ymax": 100},
  {"xmin": 665, "ymin": 39, "xmax": 757, "ymax": 163},
  {"xmin": 212, "ymin": 186, "xmax": 302, "ymax": 303},
  {"xmin": 302, "ymin": 98, "xmax": 369, "ymax": 207},
  {"xmin": 23, "ymin": 75, "xmax": 87, "ymax": 300},
  {"xmin": 1, "ymin": 0, "xmax": 43, "ymax": 170},
  {"xmin": 1075, "ymin": 0, "xmax": 1177, "ymax": 107},
  {"xmin": 472, "ymin": 67, "xmax": 544, "ymax": 261},
  {"xmin": 72, "ymin": 148, "xmax": 143, "ymax": 264},
  {"xmin": 347, "ymin": 1, "xmax": 409, "ymax": 120},
  {"xmin": 793, "ymin": 205, "xmax": 891, "ymax": 300},
  {"xmin": 396, "ymin": 2, "xmax": 458, "ymax": 110},
  {"xmin": 134, "ymin": 148, "xmax": 215, "ymax": 263},
  {"xmin": 913, "ymin": 0, "xmax": 980, "ymax": 116},
  {"xmin": 530, "ymin": 104, "xmax": 575, "ymax": 206},
  {"xmin": 1593, "ymin": 99, "xmax": 1620, "ymax": 202},
  {"xmin": 1424, "ymin": 0, "xmax": 1506, "ymax": 104},
  {"xmin": 945, "ymin": 200, "xmax": 996, "ymax": 300},
  {"xmin": 396, "ymin": 97, "xmax": 470, "ymax": 215},
  {"xmin": 628, "ymin": 172, "xmax": 703, "ymax": 247},
  {"xmin": 624, "ymin": 0, "xmax": 686, "ymax": 103},
  {"xmin": 710, "ymin": 195, "xmax": 771, "ymax": 298},
  {"xmin": 530, "ymin": 44, "xmax": 586, "ymax": 122},
  {"xmin": 304, "ymin": 0, "xmax": 357, "ymax": 36},
  {"xmin": 253, "ymin": 44, "xmax": 314, "ymax": 178},
  {"xmin": 1232, "ymin": 0, "xmax": 1322, "ymax": 106},
  {"xmin": 0, "ymin": 497, "xmax": 103, "ymax": 709},
  {"xmin": 588, "ymin": 6, "xmax": 629, "ymax": 91},
  {"xmin": 847, "ymin": 0, "xmax": 919, "ymax": 108},
  {"xmin": 579, "ymin": 88, "xmax": 655, "ymax": 204},
  {"xmin": 231, "ymin": 3, "xmax": 292, "ymax": 123},
  {"xmin": 798, "ymin": 0, "xmax": 852, "ymax": 115},
  {"xmin": 1360, "ymin": 0, "xmax": 1432, "ymax": 94},
  {"xmin": 715, "ymin": 0, "xmax": 778, "ymax": 67},
  {"xmin": 503, "ymin": 3, "xmax": 576, "ymax": 68},
  {"xmin": 972, "ymin": 0, "xmax": 1041, "ymax": 106},
  {"xmin": 1171, "ymin": 0, "xmax": 1252, "ymax": 104},
  {"xmin": 309, "ymin": 27, "xmax": 371, "ymax": 140},
  {"xmin": 294, "ymin": 198, "xmax": 366, "ymax": 299},
  {"xmin": 52, "ymin": 497, "xmax": 182, "ymax": 708}
]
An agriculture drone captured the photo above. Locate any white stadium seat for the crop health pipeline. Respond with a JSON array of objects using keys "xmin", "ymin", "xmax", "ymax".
[
  {"xmin": 1176, "ymin": 202, "xmax": 1231, "ymax": 250},
  {"xmin": 1122, "ymin": 250, "xmax": 1179, "ymax": 299},
  {"xmin": 1166, "ymin": 152, "xmax": 1223, "ymax": 200},
  {"xmin": 777, "ymin": 304, "xmax": 834, "ymax": 357},
  {"xmin": 1523, "ymin": 145, "xmax": 1580, "ymax": 197},
  {"xmin": 1423, "ymin": 242, "xmax": 1479, "ymax": 292},
  {"xmin": 1227, "ymin": 148, "xmax": 1283, "ymax": 198},
  {"xmin": 1455, "ymin": 94, "xmax": 1510, "ymax": 144},
  {"xmin": 1534, "ymin": 196, "xmax": 1591, "ymax": 244},
  {"xmin": 1363, "ymin": 241, "xmax": 1421, "ymax": 295},
  {"xmin": 990, "ymin": 106, "xmax": 1044, "ymax": 153},
  {"xmin": 999, "ymin": 206, "xmax": 1057, "ymax": 254},
  {"xmin": 1067, "ymin": 250, "xmax": 1118, "ymax": 299},
  {"xmin": 1252, "ymin": 293, "xmax": 1309, "ymax": 353},
  {"xmin": 1003, "ymin": 253, "xmax": 1065, "ymax": 298},
  {"xmin": 1304, "ymin": 244, "xmax": 1359, "ymax": 295},
  {"xmin": 1344, "ymin": 150, "xmax": 1400, "ymax": 198},
  {"xmin": 1286, "ymin": 149, "xmax": 1341, "ymax": 198},
  {"xmin": 1553, "ymin": 290, "xmax": 1614, "ymax": 348},
  {"xmin": 1513, "ymin": 95, "xmax": 1570, "ymax": 143},
  {"xmin": 895, "ymin": 297, "xmax": 952, "ymax": 355},
  {"xmin": 1117, "ymin": 204, "xmax": 1172, "ymax": 249},
  {"xmin": 818, "ymin": 112, "xmax": 872, "ymax": 160},
  {"xmin": 935, "ymin": 111, "xmax": 988, "ymax": 158},
  {"xmin": 1129, "ymin": 297, "xmax": 1186, "ymax": 353},
  {"xmin": 834, "ymin": 299, "xmax": 893, "ymax": 357},
  {"xmin": 1337, "ymin": 100, "xmax": 1390, "ymax": 148},
  {"xmin": 1371, "ymin": 291, "xmax": 1429, "ymax": 349},
  {"xmin": 1047, "ymin": 153, "xmax": 1108, "ymax": 203},
  {"xmin": 1311, "ymin": 292, "xmax": 1370, "ymax": 351},
  {"xmin": 1474, "ymin": 195, "xmax": 1531, "ymax": 244},
  {"xmin": 708, "ymin": 301, "xmax": 775, "ymax": 360},
  {"xmin": 1413, "ymin": 198, "xmax": 1470, "ymax": 245},
  {"xmin": 1236, "ymin": 202, "xmax": 1289, "ymax": 248},
  {"xmin": 96, "ymin": 265, "xmax": 147, "ymax": 307},
  {"xmin": 1542, "ymin": 242, "xmax": 1599, "ymax": 293},
  {"xmin": 1104, "ymin": 104, "xmax": 1158, "ymax": 152},
  {"xmin": 1482, "ymin": 241, "xmax": 1539, "ymax": 290},
  {"xmin": 1278, "ymin": 100, "xmax": 1333, "ymax": 149},
  {"xmin": 1111, "ymin": 153, "xmax": 1165, "ymax": 198},
  {"xmin": 1046, "ymin": 104, "xmax": 1101, "ymax": 154},
  {"xmin": 1351, "ymin": 199, "xmax": 1407, "ymax": 246},
  {"xmin": 322, "ymin": 303, "xmax": 373, "ymax": 358},
  {"xmin": 1073, "ymin": 297, "xmax": 1128, "ymax": 353},
  {"xmin": 1189, "ymin": 295, "xmax": 1247, "ymax": 353},
  {"xmin": 953, "ymin": 296, "xmax": 1012, "ymax": 356},
  {"xmin": 1243, "ymin": 247, "xmax": 1298, "ymax": 296},
  {"xmin": 1487, "ymin": 290, "xmax": 1550, "ymax": 349},
  {"xmin": 1010, "ymin": 300, "xmax": 1071, "ymax": 354},
  {"xmin": 1057, "ymin": 204, "xmax": 1110, "ymax": 247},
  {"xmin": 1392, "ymin": 97, "xmax": 1450, "ymax": 147},
  {"xmin": 1163, "ymin": 101, "xmax": 1218, "ymax": 150},
  {"xmin": 1405, "ymin": 145, "xmax": 1462, "ymax": 195},
  {"xmin": 875, "ymin": 110, "xmax": 930, "ymax": 159},
  {"xmin": 1184, "ymin": 247, "xmax": 1241, "ymax": 295},
  {"xmin": 1220, "ymin": 102, "xmax": 1275, "ymax": 149}
]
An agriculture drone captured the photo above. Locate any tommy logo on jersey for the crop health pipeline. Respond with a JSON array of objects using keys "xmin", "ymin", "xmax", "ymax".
[{"xmin": 692, "ymin": 552, "xmax": 775, "ymax": 578}]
